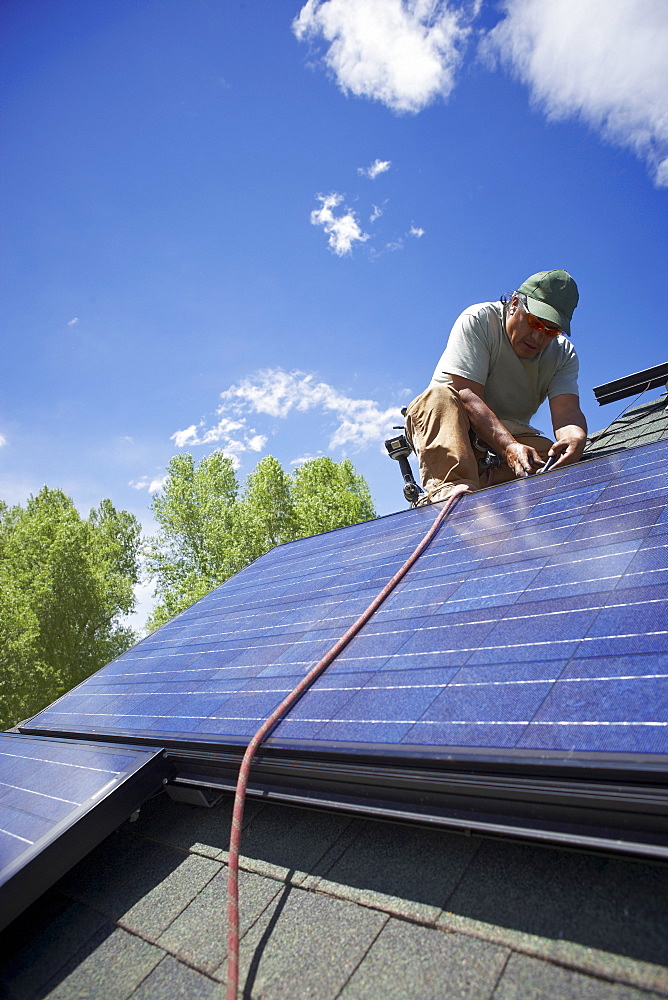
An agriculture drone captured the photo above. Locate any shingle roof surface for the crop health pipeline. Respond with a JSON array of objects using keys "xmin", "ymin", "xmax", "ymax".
[
  {"xmin": 584, "ymin": 395, "xmax": 668, "ymax": 460},
  {"xmin": 2, "ymin": 792, "xmax": 667, "ymax": 1000}
]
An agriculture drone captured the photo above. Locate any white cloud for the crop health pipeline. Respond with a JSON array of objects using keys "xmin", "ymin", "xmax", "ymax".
[
  {"xmin": 358, "ymin": 158, "xmax": 391, "ymax": 179},
  {"xmin": 168, "ymin": 415, "xmax": 267, "ymax": 467},
  {"xmin": 310, "ymin": 192, "xmax": 370, "ymax": 255},
  {"xmin": 246, "ymin": 434, "xmax": 267, "ymax": 452},
  {"xmin": 67, "ymin": 317, "xmax": 79, "ymax": 326},
  {"xmin": 484, "ymin": 0, "xmax": 668, "ymax": 187},
  {"xmin": 223, "ymin": 369, "xmax": 402, "ymax": 450},
  {"xmin": 170, "ymin": 424, "xmax": 200, "ymax": 448},
  {"xmin": 293, "ymin": 0, "xmax": 478, "ymax": 113},
  {"xmin": 170, "ymin": 416, "xmax": 245, "ymax": 448},
  {"xmin": 0, "ymin": 433, "xmax": 6, "ymax": 448},
  {"xmin": 657, "ymin": 159, "xmax": 668, "ymax": 187},
  {"xmin": 129, "ymin": 475, "xmax": 168, "ymax": 493},
  {"xmin": 290, "ymin": 452, "xmax": 323, "ymax": 466},
  {"xmin": 408, "ymin": 225, "xmax": 425, "ymax": 237},
  {"xmin": 370, "ymin": 204, "xmax": 384, "ymax": 222},
  {"xmin": 294, "ymin": 1, "xmax": 667, "ymax": 187},
  {"xmin": 174, "ymin": 368, "xmax": 402, "ymax": 455}
]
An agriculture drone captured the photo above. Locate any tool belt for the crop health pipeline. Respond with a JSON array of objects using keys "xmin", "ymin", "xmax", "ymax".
[{"xmin": 469, "ymin": 432, "xmax": 501, "ymax": 472}]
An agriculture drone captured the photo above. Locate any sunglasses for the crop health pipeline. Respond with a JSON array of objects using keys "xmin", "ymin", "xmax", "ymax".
[{"xmin": 524, "ymin": 311, "xmax": 563, "ymax": 338}]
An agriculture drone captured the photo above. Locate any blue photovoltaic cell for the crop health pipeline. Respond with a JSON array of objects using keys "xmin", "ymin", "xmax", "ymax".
[
  {"xmin": 25, "ymin": 510, "xmax": 440, "ymax": 739},
  {"xmin": 24, "ymin": 440, "xmax": 668, "ymax": 758},
  {"xmin": 0, "ymin": 734, "xmax": 162, "ymax": 884}
]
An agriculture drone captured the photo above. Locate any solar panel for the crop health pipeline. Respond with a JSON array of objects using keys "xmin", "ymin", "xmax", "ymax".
[
  {"xmin": 21, "ymin": 440, "xmax": 668, "ymax": 856},
  {"xmin": 0, "ymin": 734, "xmax": 166, "ymax": 930},
  {"xmin": 23, "ymin": 507, "xmax": 442, "ymax": 743},
  {"xmin": 270, "ymin": 443, "xmax": 668, "ymax": 757}
]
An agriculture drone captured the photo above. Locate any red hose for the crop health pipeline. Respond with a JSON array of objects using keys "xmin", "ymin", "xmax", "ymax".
[{"xmin": 226, "ymin": 486, "xmax": 469, "ymax": 999}]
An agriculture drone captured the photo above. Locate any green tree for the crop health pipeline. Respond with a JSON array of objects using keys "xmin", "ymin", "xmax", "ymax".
[
  {"xmin": 145, "ymin": 452, "xmax": 243, "ymax": 630},
  {"xmin": 145, "ymin": 452, "xmax": 375, "ymax": 630},
  {"xmin": 238, "ymin": 455, "xmax": 297, "ymax": 560},
  {"xmin": 292, "ymin": 457, "xmax": 375, "ymax": 537},
  {"xmin": 0, "ymin": 489, "xmax": 141, "ymax": 729}
]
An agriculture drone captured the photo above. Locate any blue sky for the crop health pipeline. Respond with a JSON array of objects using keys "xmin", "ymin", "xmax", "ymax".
[{"xmin": 2, "ymin": 0, "xmax": 667, "ymax": 627}]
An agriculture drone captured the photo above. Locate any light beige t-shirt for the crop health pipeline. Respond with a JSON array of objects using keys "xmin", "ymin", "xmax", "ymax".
[{"xmin": 430, "ymin": 301, "xmax": 580, "ymax": 436}]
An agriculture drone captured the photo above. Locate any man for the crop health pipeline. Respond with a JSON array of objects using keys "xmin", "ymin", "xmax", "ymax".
[{"xmin": 405, "ymin": 270, "xmax": 588, "ymax": 504}]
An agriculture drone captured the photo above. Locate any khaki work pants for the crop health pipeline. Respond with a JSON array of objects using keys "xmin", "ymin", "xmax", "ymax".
[{"xmin": 405, "ymin": 384, "xmax": 553, "ymax": 497}]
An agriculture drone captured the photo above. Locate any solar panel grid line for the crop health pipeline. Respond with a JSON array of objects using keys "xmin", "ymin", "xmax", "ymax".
[
  {"xmin": 376, "ymin": 564, "xmax": 648, "ymax": 619},
  {"xmin": 568, "ymin": 466, "xmax": 666, "ymax": 493},
  {"xmin": 103, "ymin": 602, "xmax": 350, "ymax": 648},
  {"xmin": 458, "ymin": 491, "xmax": 595, "ymax": 522},
  {"xmin": 451, "ymin": 474, "xmax": 664, "ymax": 518},
  {"xmin": 105, "ymin": 620, "xmax": 663, "ymax": 669},
  {"xmin": 141, "ymin": 664, "xmax": 653, "ymax": 696},
  {"xmin": 569, "ymin": 472, "xmax": 665, "ymax": 504},
  {"xmin": 0, "ymin": 825, "xmax": 31, "ymax": 846},
  {"xmin": 190, "ymin": 516, "xmax": 612, "ymax": 600},
  {"xmin": 83, "ymin": 584, "xmax": 438, "ymax": 659},
  {"xmin": 28, "ymin": 680, "xmax": 667, "ymax": 738},
  {"xmin": 0, "ymin": 782, "xmax": 78, "ymax": 807},
  {"xmin": 296, "ymin": 661, "xmax": 661, "ymax": 700},
  {"xmin": 200, "ymin": 590, "xmax": 392, "ymax": 624},
  {"xmin": 0, "ymin": 734, "xmax": 157, "ymax": 842},
  {"xmin": 157, "ymin": 574, "xmax": 395, "ymax": 627},
  {"xmin": 265, "ymin": 718, "xmax": 668, "ymax": 729},
  {"xmin": 408, "ymin": 523, "xmax": 658, "ymax": 574},
  {"xmin": 386, "ymin": 541, "xmax": 639, "ymax": 592},
  {"xmin": 374, "ymin": 581, "xmax": 660, "ymax": 624},
  {"xmin": 163, "ymin": 584, "xmax": 400, "ymax": 628},
  {"xmin": 0, "ymin": 748, "xmax": 135, "ymax": 775},
  {"xmin": 65, "ymin": 599, "xmax": 648, "ymax": 684},
  {"xmin": 405, "ymin": 533, "xmax": 668, "ymax": 589},
  {"xmin": 440, "ymin": 502, "xmax": 663, "ymax": 545},
  {"xmin": 493, "ymin": 519, "xmax": 653, "ymax": 559},
  {"xmin": 457, "ymin": 470, "xmax": 601, "ymax": 503}
]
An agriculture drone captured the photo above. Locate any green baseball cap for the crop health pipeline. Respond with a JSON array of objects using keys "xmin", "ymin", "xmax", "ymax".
[{"xmin": 517, "ymin": 269, "xmax": 579, "ymax": 336}]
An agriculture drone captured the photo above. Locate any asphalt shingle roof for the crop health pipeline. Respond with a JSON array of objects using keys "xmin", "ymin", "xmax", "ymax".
[
  {"xmin": 2, "ymin": 792, "xmax": 668, "ymax": 1000},
  {"xmin": 584, "ymin": 394, "xmax": 668, "ymax": 460}
]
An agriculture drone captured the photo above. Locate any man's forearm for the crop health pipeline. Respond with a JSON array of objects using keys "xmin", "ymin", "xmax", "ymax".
[
  {"xmin": 549, "ymin": 396, "xmax": 588, "ymax": 467},
  {"xmin": 457, "ymin": 388, "xmax": 516, "ymax": 455},
  {"xmin": 458, "ymin": 387, "xmax": 545, "ymax": 477}
]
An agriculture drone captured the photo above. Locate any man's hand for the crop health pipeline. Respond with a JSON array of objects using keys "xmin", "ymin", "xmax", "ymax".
[
  {"xmin": 504, "ymin": 442, "xmax": 545, "ymax": 478},
  {"xmin": 547, "ymin": 429, "xmax": 586, "ymax": 468},
  {"xmin": 549, "ymin": 394, "xmax": 588, "ymax": 469}
]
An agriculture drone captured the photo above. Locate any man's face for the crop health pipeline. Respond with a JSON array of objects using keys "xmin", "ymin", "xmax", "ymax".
[{"xmin": 506, "ymin": 297, "xmax": 560, "ymax": 358}]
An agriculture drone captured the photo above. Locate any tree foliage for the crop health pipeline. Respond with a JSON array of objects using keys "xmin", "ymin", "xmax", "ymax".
[
  {"xmin": 292, "ymin": 456, "xmax": 375, "ymax": 536},
  {"xmin": 0, "ymin": 489, "xmax": 141, "ymax": 729},
  {"xmin": 145, "ymin": 452, "xmax": 375, "ymax": 630},
  {"xmin": 144, "ymin": 452, "xmax": 244, "ymax": 629}
]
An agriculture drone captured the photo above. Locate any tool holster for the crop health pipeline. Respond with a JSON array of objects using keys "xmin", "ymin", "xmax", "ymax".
[{"xmin": 470, "ymin": 433, "xmax": 501, "ymax": 486}]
